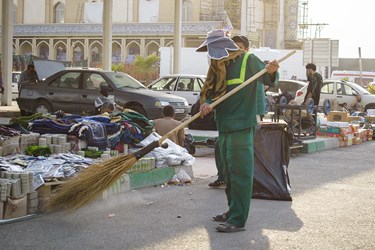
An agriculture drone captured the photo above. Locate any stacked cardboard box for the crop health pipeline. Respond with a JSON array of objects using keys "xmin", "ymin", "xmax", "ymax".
[
  {"xmin": 318, "ymin": 122, "xmax": 372, "ymax": 147},
  {"xmin": 0, "ymin": 171, "xmax": 35, "ymax": 220}
]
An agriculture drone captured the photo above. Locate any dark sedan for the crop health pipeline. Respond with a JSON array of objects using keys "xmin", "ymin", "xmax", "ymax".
[{"xmin": 17, "ymin": 69, "xmax": 190, "ymax": 120}]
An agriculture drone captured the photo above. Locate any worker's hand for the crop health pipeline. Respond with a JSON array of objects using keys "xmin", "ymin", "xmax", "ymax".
[
  {"xmin": 199, "ymin": 103, "xmax": 213, "ymax": 118},
  {"xmin": 266, "ymin": 60, "xmax": 279, "ymax": 74}
]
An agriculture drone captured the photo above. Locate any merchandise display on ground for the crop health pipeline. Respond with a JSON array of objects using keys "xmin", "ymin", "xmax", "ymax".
[{"xmin": 0, "ymin": 110, "xmax": 194, "ymax": 221}]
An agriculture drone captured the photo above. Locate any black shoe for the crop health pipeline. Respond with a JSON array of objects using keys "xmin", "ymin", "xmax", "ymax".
[
  {"xmin": 216, "ymin": 222, "xmax": 245, "ymax": 233},
  {"xmin": 208, "ymin": 179, "xmax": 225, "ymax": 188}
]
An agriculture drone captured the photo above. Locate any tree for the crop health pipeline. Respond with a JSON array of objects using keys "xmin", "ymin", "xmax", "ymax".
[{"xmin": 133, "ymin": 54, "xmax": 160, "ymax": 85}]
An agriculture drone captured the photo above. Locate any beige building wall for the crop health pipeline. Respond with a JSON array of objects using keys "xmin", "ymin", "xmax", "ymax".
[
  {"xmin": 23, "ymin": 0, "xmax": 45, "ymax": 24},
  {"xmin": 113, "ymin": 0, "xmax": 133, "ymax": 23}
]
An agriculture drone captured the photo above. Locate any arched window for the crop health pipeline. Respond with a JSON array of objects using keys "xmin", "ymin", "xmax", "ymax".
[
  {"xmin": 112, "ymin": 42, "xmax": 121, "ymax": 63},
  {"xmin": 90, "ymin": 45, "xmax": 102, "ymax": 67},
  {"xmin": 182, "ymin": 0, "xmax": 193, "ymax": 21},
  {"xmin": 13, "ymin": 3, "xmax": 17, "ymax": 24},
  {"xmin": 146, "ymin": 42, "xmax": 159, "ymax": 56},
  {"xmin": 126, "ymin": 42, "xmax": 140, "ymax": 64},
  {"xmin": 73, "ymin": 43, "xmax": 84, "ymax": 62},
  {"xmin": 38, "ymin": 43, "xmax": 49, "ymax": 59},
  {"xmin": 55, "ymin": 43, "xmax": 67, "ymax": 61},
  {"xmin": 20, "ymin": 42, "xmax": 32, "ymax": 56},
  {"xmin": 54, "ymin": 3, "xmax": 65, "ymax": 23}
]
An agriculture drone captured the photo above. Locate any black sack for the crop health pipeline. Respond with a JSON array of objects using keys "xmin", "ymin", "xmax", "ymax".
[
  {"xmin": 188, "ymin": 99, "xmax": 217, "ymax": 131},
  {"xmin": 253, "ymin": 123, "xmax": 292, "ymax": 201}
]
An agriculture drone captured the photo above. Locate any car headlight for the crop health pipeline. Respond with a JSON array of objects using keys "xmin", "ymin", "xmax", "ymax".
[
  {"xmin": 155, "ymin": 101, "xmax": 170, "ymax": 107},
  {"xmin": 183, "ymin": 100, "xmax": 189, "ymax": 107}
]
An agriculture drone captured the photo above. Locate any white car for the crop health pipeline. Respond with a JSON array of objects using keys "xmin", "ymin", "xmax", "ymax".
[
  {"xmin": 148, "ymin": 74, "xmax": 206, "ymax": 106},
  {"xmin": 12, "ymin": 71, "xmax": 21, "ymax": 100},
  {"xmin": 294, "ymin": 79, "xmax": 375, "ymax": 111}
]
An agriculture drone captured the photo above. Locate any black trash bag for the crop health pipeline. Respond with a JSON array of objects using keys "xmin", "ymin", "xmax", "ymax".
[
  {"xmin": 252, "ymin": 123, "xmax": 292, "ymax": 201},
  {"xmin": 188, "ymin": 99, "xmax": 217, "ymax": 131},
  {"xmin": 184, "ymin": 133, "xmax": 195, "ymax": 155}
]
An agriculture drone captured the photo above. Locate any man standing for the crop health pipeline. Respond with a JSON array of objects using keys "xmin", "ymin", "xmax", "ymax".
[
  {"xmin": 198, "ymin": 30, "xmax": 279, "ymax": 232},
  {"xmin": 304, "ymin": 63, "xmax": 322, "ymax": 106},
  {"xmin": 154, "ymin": 105, "xmax": 185, "ymax": 147}
]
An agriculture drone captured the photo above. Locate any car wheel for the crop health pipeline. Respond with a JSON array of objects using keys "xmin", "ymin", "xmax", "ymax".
[
  {"xmin": 128, "ymin": 105, "xmax": 147, "ymax": 117},
  {"xmin": 33, "ymin": 100, "xmax": 53, "ymax": 114}
]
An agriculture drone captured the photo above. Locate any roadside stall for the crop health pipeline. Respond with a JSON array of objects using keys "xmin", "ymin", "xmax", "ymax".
[{"xmin": 0, "ymin": 110, "xmax": 194, "ymax": 221}]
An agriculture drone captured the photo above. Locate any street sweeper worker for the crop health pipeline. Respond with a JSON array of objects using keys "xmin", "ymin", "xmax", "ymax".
[{"xmin": 197, "ymin": 29, "xmax": 279, "ymax": 233}]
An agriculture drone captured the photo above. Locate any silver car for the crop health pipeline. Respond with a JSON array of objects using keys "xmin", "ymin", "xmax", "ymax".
[{"xmin": 148, "ymin": 74, "xmax": 206, "ymax": 106}]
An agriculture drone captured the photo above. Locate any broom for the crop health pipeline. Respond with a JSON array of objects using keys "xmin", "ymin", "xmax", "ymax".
[{"xmin": 48, "ymin": 50, "xmax": 296, "ymax": 211}]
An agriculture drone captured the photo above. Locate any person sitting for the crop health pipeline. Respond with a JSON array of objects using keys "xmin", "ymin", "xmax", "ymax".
[
  {"xmin": 94, "ymin": 86, "xmax": 123, "ymax": 114},
  {"xmin": 153, "ymin": 105, "xmax": 185, "ymax": 147},
  {"xmin": 19, "ymin": 63, "xmax": 38, "ymax": 90}
]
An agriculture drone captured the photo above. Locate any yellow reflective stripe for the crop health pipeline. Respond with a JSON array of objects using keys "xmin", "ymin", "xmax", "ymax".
[{"xmin": 227, "ymin": 52, "xmax": 250, "ymax": 85}]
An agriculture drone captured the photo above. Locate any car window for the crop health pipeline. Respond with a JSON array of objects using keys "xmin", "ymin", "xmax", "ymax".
[
  {"xmin": 342, "ymin": 84, "xmax": 356, "ymax": 96},
  {"xmin": 83, "ymin": 73, "xmax": 106, "ymax": 90},
  {"xmin": 150, "ymin": 77, "xmax": 177, "ymax": 91},
  {"xmin": 177, "ymin": 77, "xmax": 196, "ymax": 91},
  {"xmin": 50, "ymin": 72, "xmax": 81, "ymax": 89},
  {"xmin": 195, "ymin": 78, "xmax": 204, "ymax": 91},
  {"xmin": 105, "ymin": 72, "xmax": 146, "ymax": 89},
  {"xmin": 321, "ymin": 82, "xmax": 334, "ymax": 94}
]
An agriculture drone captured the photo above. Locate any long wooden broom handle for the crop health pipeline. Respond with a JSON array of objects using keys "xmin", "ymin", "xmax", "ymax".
[{"xmin": 158, "ymin": 50, "xmax": 297, "ymax": 145}]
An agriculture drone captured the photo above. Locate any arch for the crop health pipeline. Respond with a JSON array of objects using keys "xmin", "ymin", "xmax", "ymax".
[
  {"xmin": 145, "ymin": 41, "xmax": 160, "ymax": 56},
  {"xmin": 54, "ymin": 41, "xmax": 67, "ymax": 61},
  {"xmin": 72, "ymin": 41, "xmax": 85, "ymax": 62},
  {"xmin": 89, "ymin": 42, "xmax": 103, "ymax": 67},
  {"xmin": 19, "ymin": 41, "xmax": 32, "ymax": 56},
  {"xmin": 112, "ymin": 41, "xmax": 122, "ymax": 63},
  {"xmin": 12, "ymin": 43, "xmax": 17, "ymax": 55},
  {"xmin": 37, "ymin": 41, "xmax": 50, "ymax": 59},
  {"xmin": 54, "ymin": 2, "xmax": 65, "ymax": 23},
  {"xmin": 165, "ymin": 41, "xmax": 174, "ymax": 47},
  {"xmin": 182, "ymin": 0, "xmax": 193, "ymax": 21},
  {"xmin": 125, "ymin": 41, "xmax": 140, "ymax": 64}
]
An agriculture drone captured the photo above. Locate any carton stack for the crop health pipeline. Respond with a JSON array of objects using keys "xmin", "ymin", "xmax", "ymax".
[
  {"xmin": 317, "ymin": 120, "xmax": 372, "ymax": 147},
  {"xmin": 0, "ymin": 171, "xmax": 35, "ymax": 219}
]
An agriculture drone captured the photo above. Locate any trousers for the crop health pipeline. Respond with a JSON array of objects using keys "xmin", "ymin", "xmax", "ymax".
[{"xmin": 218, "ymin": 127, "xmax": 255, "ymax": 226}]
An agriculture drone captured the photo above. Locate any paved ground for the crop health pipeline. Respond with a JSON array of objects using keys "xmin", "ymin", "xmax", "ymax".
[{"xmin": 1, "ymin": 140, "xmax": 375, "ymax": 249}]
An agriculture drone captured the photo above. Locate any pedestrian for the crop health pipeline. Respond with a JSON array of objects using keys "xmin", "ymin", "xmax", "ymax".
[
  {"xmin": 154, "ymin": 105, "xmax": 185, "ymax": 147},
  {"xmin": 18, "ymin": 63, "xmax": 38, "ymax": 90},
  {"xmin": 197, "ymin": 29, "xmax": 279, "ymax": 232},
  {"xmin": 304, "ymin": 63, "xmax": 322, "ymax": 106}
]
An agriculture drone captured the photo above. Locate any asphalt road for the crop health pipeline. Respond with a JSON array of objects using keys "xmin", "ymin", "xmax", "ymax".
[{"xmin": 1, "ymin": 141, "xmax": 375, "ymax": 250}]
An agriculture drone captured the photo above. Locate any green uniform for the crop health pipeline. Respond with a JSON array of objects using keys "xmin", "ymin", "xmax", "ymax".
[{"xmin": 213, "ymin": 52, "xmax": 278, "ymax": 226}]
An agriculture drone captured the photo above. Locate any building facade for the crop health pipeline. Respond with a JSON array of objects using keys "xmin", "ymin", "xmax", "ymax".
[{"xmin": 0, "ymin": 0, "xmax": 301, "ymax": 68}]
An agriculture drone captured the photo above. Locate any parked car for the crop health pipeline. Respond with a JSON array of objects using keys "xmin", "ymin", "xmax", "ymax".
[
  {"xmin": 148, "ymin": 74, "xmax": 206, "ymax": 106},
  {"xmin": 17, "ymin": 69, "xmax": 190, "ymax": 120},
  {"xmin": 266, "ymin": 79, "xmax": 308, "ymax": 98},
  {"xmin": 294, "ymin": 79, "xmax": 375, "ymax": 111},
  {"xmin": 264, "ymin": 79, "xmax": 308, "ymax": 112},
  {"xmin": 12, "ymin": 71, "xmax": 21, "ymax": 100}
]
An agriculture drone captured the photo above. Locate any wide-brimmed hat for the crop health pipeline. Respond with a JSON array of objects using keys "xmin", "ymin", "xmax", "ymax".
[
  {"xmin": 232, "ymin": 35, "xmax": 249, "ymax": 49},
  {"xmin": 196, "ymin": 29, "xmax": 239, "ymax": 60}
]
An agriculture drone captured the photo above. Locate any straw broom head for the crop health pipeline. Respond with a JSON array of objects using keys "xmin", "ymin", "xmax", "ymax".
[
  {"xmin": 48, "ymin": 50, "xmax": 296, "ymax": 211},
  {"xmin": 48, "ymin": 154, "xmax": 138, "ymax": 211},
  {"xmin": 49, "ymin": 140, "xmax": 160, "ymax": 211}
]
